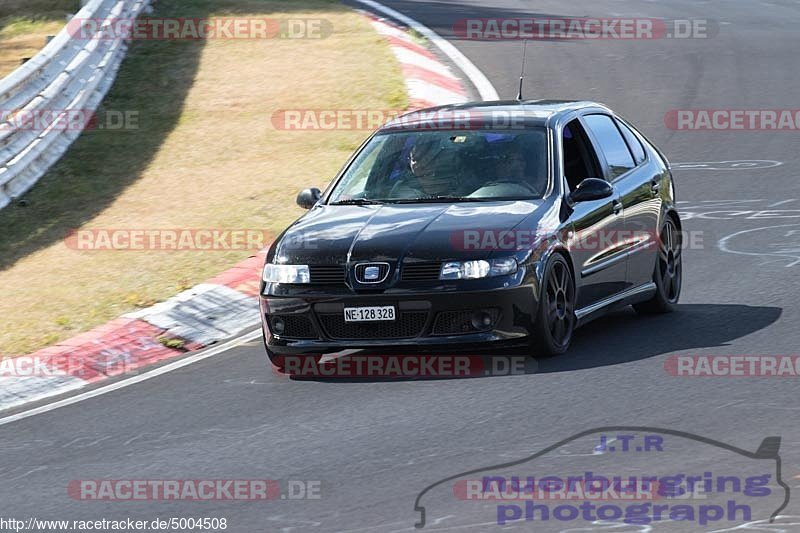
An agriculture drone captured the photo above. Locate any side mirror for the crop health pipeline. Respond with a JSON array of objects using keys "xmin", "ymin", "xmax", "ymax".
[
  {"xmin": 296, "ymin": 187, "xmax": 321, "ymax": 209},
  {"xmin": 568, "ymin": 178, "xmax": 614, "ymax": 204}
]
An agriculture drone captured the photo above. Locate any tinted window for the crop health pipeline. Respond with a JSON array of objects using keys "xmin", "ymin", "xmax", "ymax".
[
  {"xmin": 562, "ymin": 119, "xmax": 601, "ymax": 192},
  {"xmin": 328, "ymin": 129, "xmax": 549, "ymax": 203},
  {"xmin": 583, "ymin": 114, "xmax": 635, "ymax": 179},
  {"xmin": 616, "ymin": 119, "xmax": 646, "ymax": 164}
]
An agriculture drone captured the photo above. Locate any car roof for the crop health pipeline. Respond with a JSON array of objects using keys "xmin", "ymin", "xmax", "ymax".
[{"xmin": 379, "ymin": 100, "xmax": 612, "ymax": 132}]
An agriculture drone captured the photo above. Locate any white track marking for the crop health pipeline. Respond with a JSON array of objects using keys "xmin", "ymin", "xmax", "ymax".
[
  {"xmin": 352, "ymin": 0, "xmax": 500, "ymax": 101},
  {"xmin": 0, "ymin": 329, "xmax": 262, "ymax": 428},
  {"xmin": 708, "ymin": 516, "xmax": 800, "ymax": 532},
  {"xmin": 718, "ymin": 224, "xmax": 800, "ymax": 267},
  {"xmin": 672, "ymin": 160, "xmax": 783, "ymax": 170}
]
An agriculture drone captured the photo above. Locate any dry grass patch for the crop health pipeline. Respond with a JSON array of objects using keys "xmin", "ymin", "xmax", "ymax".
[
  {"xmin": 0, "ymin": 0, "xmax": 407, "ymax": 354},
  {"xmin": 0, "ymin": 0, "xmax": 79, "ymax": 77}
]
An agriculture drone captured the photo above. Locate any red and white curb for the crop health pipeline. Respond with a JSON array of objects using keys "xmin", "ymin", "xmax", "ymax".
[
  {"xmin": 0, "ymin": 252, "xmax": 265, "ymax": 412},
  {"xmin": 0, "ymin": 10, "xmax": 474, "ymax": 413},
  {"xmin": 367, "ymin": 15, "xmax": 469, "ymax": 108}
]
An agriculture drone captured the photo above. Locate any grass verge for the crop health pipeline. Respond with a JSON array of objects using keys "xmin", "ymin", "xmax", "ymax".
[
  {"xmin": 0, "ymin": 0, "xmax": 407, "ymax": 354},
  {"xmin": 0, "ymin": 1, "xmax": 80, "ymax": 77}
]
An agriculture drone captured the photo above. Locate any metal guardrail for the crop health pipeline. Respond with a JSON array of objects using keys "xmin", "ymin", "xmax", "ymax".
[{"xmin": 0, "ymin": 0, "xmax": 150, "ymax": 210}]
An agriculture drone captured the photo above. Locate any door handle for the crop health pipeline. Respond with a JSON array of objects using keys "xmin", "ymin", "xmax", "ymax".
[
  {"xmin": 650, "ymin": 180, "xmax": 661, "ymax": 194},
  {"xmin": 612, "ymin": 199, "xmax": 623, "ymax": 215}
]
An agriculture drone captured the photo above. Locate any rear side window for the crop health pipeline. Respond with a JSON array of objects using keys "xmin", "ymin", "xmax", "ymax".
[
  {"xmin": 616, "ymin": 119, "xmax": 646, "ymax": 164},
  {"xmin": 583, "ymin": 114, "xmax": 635, "ymax": 179}
]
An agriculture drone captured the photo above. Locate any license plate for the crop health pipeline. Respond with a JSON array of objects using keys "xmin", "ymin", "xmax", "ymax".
[{"xmin": 344, "ymin": 306, "xmax": 396, "ymax": 322}]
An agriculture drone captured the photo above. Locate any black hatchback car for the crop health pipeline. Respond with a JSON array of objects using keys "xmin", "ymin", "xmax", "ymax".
[{"xmin": 260, "ymin": 100, "xmax": 682, "ymax": 369}]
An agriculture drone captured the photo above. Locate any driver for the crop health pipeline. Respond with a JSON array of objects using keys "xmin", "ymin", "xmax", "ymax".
[
  {"xmin": 496, "ymin": 140, "xmax": 527, "ymax": 181},
  {"xmin": 389, "ymin": 138, "xmax": 458, "ymax": 198}
]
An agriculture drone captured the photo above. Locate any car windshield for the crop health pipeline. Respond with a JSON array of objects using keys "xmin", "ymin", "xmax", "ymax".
[{"xmin": 327, "ymin": 128, "xmax": 549, "ymax": 204}]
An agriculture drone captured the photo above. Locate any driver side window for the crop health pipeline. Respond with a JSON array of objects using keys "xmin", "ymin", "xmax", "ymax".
[{"xmin": 562, "ymin": 119, "xmax": 602, "ymax": 192}]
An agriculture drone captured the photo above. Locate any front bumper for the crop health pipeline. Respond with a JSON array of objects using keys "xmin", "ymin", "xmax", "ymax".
[{"xmin": 260, "ymin": 285, "xmax": 538, "ymax": 355}]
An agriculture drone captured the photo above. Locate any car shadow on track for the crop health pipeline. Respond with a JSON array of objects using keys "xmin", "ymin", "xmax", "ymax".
[
  {"xmin": 536, "ymin": 303, "xmax": 782, "ymax": 373},
  {"xmin": 286, "ymin": 303, "xmax": 781, "ymax": 382}
]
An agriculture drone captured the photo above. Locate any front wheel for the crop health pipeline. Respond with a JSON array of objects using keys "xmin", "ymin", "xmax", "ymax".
[
  {"xmin": 531, "ymin": 254, "xmax": 576, "ymax": 357},
  {"xmin": 634, "ymin": 217, "xmax": 682, "ymax": 314}
]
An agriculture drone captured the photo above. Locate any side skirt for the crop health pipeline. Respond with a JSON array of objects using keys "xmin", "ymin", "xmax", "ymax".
[{"xmin": 575, "ymin": 282, "xmax": 657, "ymax": 328}]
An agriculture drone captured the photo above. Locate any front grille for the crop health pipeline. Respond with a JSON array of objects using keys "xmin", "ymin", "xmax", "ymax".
[
  {"xmin": 309, "ymin": 265, "xmax": 346, "ymax": 284},
  {"xmin": 317, "ymin": 312, "xmax": 428, "ymax": 339},
  {"xmin": 354, "ymin": 263, "xmax": 390, "ymax": 284},
  {"xmin": 401, "ymin": 262, "xmax": 442, "ymax": 281},
  {"xmin": 432, "ymin": 309, "xmax": 500, "ymax": 336},
  {"xmin": 270, "ymin": 315, "xmax": 318, "ymax": 339}
]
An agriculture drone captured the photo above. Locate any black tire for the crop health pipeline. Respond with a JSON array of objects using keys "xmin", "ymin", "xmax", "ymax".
[
  {"xmin": 531, "ymin": 253, "xmax": 576, "ymax": 357},
  {"xmin": 634, "ymin": 217, "xmax": 682, "ymax": 314}
]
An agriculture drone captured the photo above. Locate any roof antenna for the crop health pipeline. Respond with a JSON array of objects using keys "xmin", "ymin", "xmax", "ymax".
[{"xmin": 516, "ymin": 39, "xmax": 528, "ymax": 102}]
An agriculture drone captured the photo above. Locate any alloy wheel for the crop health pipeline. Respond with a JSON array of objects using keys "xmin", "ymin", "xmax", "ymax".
[
  {"xmin": 658, "ymin": 219, "xmax": 682, "ymax": 303},
  {"xmin": 545, "ymin": 259, "xmax": 575, "ymax": 348}
]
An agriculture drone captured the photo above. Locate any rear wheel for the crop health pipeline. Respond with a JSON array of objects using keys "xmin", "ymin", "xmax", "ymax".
[
  {"xmin": 634, "ymin": 217, "xmax": 682, "ymax": 314},
  {"xmin": 531, "ymin": 254, "xmax": 576, "ymax": 357}
]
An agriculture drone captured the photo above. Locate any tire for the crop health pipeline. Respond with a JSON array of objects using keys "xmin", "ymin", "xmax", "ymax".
[
  {"xmin": 531, "ymin": 253, "xmax": 576, "ymax": 357},
  {"xmin": 633, "ymin": 216, "xmax": 682, "ymax": 314}
]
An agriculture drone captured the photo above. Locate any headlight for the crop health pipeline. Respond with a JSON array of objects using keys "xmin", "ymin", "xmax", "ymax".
[
  {"xmin": 439, "ymin": 258, "xmax": 518, "ymax": 280},
  {"xmin": 262, "ymin": 264, "xmax": 310, "ymax": 284}
]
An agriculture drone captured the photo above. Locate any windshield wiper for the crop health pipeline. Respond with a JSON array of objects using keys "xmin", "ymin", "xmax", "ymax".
[
  {"xmin": 329, "ymin": 198, "xmax": 384, "ymax": 205},
  {"xmin": 391, "ymin": 196, "xmax": 488, "ymax": 203}
]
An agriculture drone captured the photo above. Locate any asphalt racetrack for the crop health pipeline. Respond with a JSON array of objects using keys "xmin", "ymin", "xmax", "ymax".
[{"xmin": 3, "ymin": 1, "xmax": 800, "ymax": 531}]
